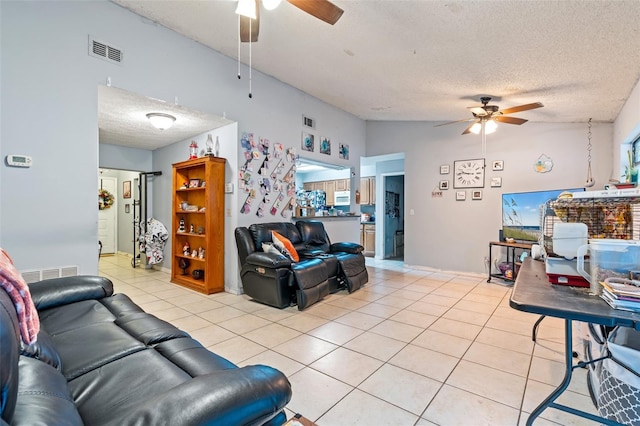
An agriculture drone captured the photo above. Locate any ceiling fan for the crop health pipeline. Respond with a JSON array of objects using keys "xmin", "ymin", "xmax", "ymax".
[
  {"xmin": 237, "ymin": 0, "xmax": 344, "ymax": 42},
  {"xmin": 435, "ymin": 96, "xmax": 544, "ymax": 135}
]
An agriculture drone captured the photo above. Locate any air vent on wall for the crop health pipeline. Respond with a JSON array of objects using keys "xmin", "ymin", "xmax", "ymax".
[
  {"xmin": 21, "ymin": 266, "xmax": 79, "ymax": 284},
  {"xmin": 302, "ymin": 115, "xmax": 315, "ymax": 129},
  {"xmin": 88, "ymin": 35, "xmax": 123, "ymax": 65}
]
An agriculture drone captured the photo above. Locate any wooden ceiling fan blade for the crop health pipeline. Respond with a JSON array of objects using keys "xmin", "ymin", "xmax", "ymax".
[
  {"xmin": 495, "ymin": 116, "xmax": 528, "ymax": 125},
  {"xmin": 239, "ymin": 1, "xmax": 260, "ymax": 42},
  {"xmin": 287, "ymin": 0, "xmax": 344, "ymax": 25},
  {"xmin": 500, "ymin": 102, "xmax": 543, "ymax": 115},
  {"xmin": 434, "ymin": 118, "xmax": 474, "ymax": 127}
]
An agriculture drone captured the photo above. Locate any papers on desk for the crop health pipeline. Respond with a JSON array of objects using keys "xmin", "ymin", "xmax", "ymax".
[{"xmin": 601, "ymin": 280, "xmax": 640, "ymax": 312}]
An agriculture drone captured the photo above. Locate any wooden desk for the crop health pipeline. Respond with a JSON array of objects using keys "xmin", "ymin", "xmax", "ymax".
[
  {"xmin": 488, "ymin": 241, "xmax": 532, "ymax": 283},
  {"xmin": 510, "ymin": 258, "xmax": 640, "ymax": 426}
]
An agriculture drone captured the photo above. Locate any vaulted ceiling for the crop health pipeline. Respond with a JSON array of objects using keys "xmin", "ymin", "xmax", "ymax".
[{"xmin": 112, "ymin": 0, "xmax": 640, "ymax": 125}]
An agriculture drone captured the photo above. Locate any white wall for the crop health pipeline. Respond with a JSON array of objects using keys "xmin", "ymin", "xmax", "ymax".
[
  {"xmin": 366, "ymin": 121, "xmax": 613, "ymax": 274},
  {"xmin": 0, "ymin": 1, "xmax": 366, "ymax": 283}
]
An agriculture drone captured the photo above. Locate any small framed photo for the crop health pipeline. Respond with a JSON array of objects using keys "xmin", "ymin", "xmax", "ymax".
[
  {"xmin": 472, "ymin": 190, "xmax": 483, "ymax": 200},
  {"xmin": 490, "ymin": 177, "xmax": 502, "ymax": 188},
  {"xmin": 492, "ymin": 160, "xmax": 504, "ymax": 171},
  {"xmin": 124, "ymin": 204, "xmax": 130, "ymax": 214},
  {"xmin": 456, "ymin": 191, "xmax": 466, "ymax": 201},
  {"xmin": 123, "ymin": 181, "xmax": 131, "ymax": 199},
  {"xmin": 189, "ymin": 178, "xmax": 201, "ymax": 188},
  {"xmin": 439, "ymin": 180, "xmax": 449, "ymax": 190},
  {"xmin": 200, "ymin": 181, "xmax": 206, "ymax": 188},
  {"xmin": 440, "ymin": 164, "xmax": 450, "ymax": 175}
]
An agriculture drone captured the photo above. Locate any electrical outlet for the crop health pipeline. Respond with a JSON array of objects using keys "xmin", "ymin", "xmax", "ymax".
[
  {"xmin": 410, "ymin": 209, "xmax": 415, "ymax": 216},
  {"xmin": 226, "ymin": 208, "xmax": 231, "ymax": 217},
  {"xmin": 225, "ymin": 182, "xmax": 234, "ymax": 193}
]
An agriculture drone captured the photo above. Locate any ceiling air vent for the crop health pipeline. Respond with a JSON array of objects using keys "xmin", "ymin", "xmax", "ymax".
[{"xmin": 88, "ymin": 35, "xmax": 123, "ymax": 65}]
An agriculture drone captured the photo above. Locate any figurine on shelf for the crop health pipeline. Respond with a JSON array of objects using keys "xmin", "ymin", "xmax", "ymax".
[
  {"xmin": 198, "ymin": 247, "xmax": 205, "ymax": 259},
  {"xmin": 178, "ymin": 258, "xmax": 190, "ymax": 275},
  {"xmin": 178, "ymin": 217, "xmax": 185, "ymax": 233},
  {"xmin": 197, "ymin": 226, "xmax": 204, "ymax": 235},
  {"xmin": 182, "ymin": 241, "xmax": 190, "ymax": 256},
  {"xmin": 189, "ymin": 141, "xmax": 198, "ymax": 160},
  {"xmin": 205, "ymin": 134, "xmax": 215, "ymax": 157},
  {"xmin": 189, "ymin": 224, "xmax": 195, "ymax": 234},
  {"xmin": 191, "ymin": 249, "xmax": 198, "ymax": 258}
]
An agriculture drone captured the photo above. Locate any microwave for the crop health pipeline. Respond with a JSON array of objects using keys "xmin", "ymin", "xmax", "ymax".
[{"xmin": 334, "ymin": 191, "xmax": 350, "ymax": 206}]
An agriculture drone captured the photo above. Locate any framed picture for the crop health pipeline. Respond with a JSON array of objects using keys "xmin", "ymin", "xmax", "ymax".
[
  {"xmin": 490, "ymin": 177, "xmax": 502, "ymax": 188},
  {"xmin": 320, "ymin": 137, "xmax": 331, "ymax": 155},
  {"xmin": 472, "ymin": 190, "xmax": 483, "ymax": 200},
  {"xmin": 123, "ymin": 181, "xmax": 131, "ymax": 199},
  {"xmin": 301, "ymin": 132, "xmax": 314, "ymax": 152},
  {"xmin": 454, "ymin": 158, "xmax": 485, "ymax": 188},
  {"xmin": 439, "ymin": 180, "xmax": 449, "ymax": 190},
  {"xmin": 456, "ymin": 191, "xmax": 466, "ymax": 201},
  {"xmin": 492, "ymin": 160, "xmax": 504, "ymax": 171},
  {"xmin": 200, "ymin": 181, "xmax": 206, "ymax": 187},
  {"xmin": 440, "ymin": 164, "xmax": 450, "ymax": 175},
  {"xmin": 124, "ymin": 204, "xmax": 130, "ymax": 214},
  {"xmin": 189, "ymin": 178, "xmax": 201, "ymax": 188},
  {"xmin": 339, "ymin": 143, "xmax": 349, "ymax": 160}
]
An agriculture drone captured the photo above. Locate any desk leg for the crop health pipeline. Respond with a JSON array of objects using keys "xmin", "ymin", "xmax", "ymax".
[
  {"xmin": 526, "ymin": 319, "xmax": 625, "ymax": 426},
  {"xmin": 487, "ymin": 243, "xmax": 492, "ymax": 283}
]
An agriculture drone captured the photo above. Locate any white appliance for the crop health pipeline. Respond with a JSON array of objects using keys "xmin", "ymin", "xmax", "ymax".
[{"xmin": 334, "ymin": 191, "xmax": 350, "ymax": 206}]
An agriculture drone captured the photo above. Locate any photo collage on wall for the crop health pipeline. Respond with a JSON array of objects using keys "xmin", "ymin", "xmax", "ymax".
[{"xmin": 239, "ymin": 132, "xmax": 297, "ymax": 218}]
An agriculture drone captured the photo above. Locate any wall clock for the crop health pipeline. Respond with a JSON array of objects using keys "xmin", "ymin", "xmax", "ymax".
[{"xmin": 453, "ymin": 158, "xmax": 485, "ymax": 188}]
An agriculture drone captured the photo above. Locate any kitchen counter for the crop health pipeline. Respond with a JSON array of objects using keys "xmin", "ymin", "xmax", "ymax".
[
  {"xmin": 294, "ymin": 216, "xmax": 360, "ymax": 243},
  {"xmin": 292, "ymin": 215, "xmax": 360, "ymax": 220}
]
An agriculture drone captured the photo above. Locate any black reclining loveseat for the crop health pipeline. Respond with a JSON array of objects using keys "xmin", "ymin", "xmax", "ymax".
[
  {"xmin": 0, "ymin": 276, "xmax": 292, "ymax": 425},
  {"xmin": 235, "ymin": 220, "xmax": 368, "ymax": 310}
]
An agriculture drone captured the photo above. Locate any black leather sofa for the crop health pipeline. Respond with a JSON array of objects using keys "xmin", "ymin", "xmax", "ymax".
[
  {"xmin": 235, "ymin": 220, "xmax": 368, "ymax": 310},
  {"xmin": 0, "ymin": 276, "xmax": 291, "ymax": 425}
]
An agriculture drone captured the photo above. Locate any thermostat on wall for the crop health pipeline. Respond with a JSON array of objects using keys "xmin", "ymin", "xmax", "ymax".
[{"xmin": 6, "ymin": 155, "xmax": 33, "ymax": 168}]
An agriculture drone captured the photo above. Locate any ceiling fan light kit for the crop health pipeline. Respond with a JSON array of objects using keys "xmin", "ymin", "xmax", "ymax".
[
  {"xmin": 262, "ymin": 0, "xmax": 282, "ymax": 11},
  {"xmin": 146, "ymin": 112, "xmax": 176, "ymax": 130},
  {"xmin": 235, "ymin": 0, "xmax": 257, "ymax": 19},
  {"xmin": 435, "ymin": 96, "xmax": 544, "ymax": 154}
]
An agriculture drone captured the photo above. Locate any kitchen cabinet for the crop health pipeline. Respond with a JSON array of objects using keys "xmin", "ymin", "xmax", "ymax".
[
  {"xmin": 171, "ymin": 156, "xmax": 226, "ymax": 294},
  {"xmin": 363, "ymin": 224, "xmax": 375, "ymax": 257},
  {"xmin": 303, "ymin": 182, "xmax": 313, "ymax": 191},
  {"xmin": 325, "ymin": 180, "xmax": 336, "ymax": 206},
  {"xmin": 336, "ymin": 179, "xmax": 349, "ymax": 191},
  {"xmin": 360, "ymin": 177, "xmax": 376, "ymax": 205}
]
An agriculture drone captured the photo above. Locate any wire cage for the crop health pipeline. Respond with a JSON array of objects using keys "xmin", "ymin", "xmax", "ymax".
[{"xmin": 542, "ymin": 195, "xmax": 640, "ymax": 256}]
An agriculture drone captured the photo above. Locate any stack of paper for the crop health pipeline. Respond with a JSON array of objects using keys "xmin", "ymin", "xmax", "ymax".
[{"xmin": 601, "ymin": 280, "xmax": 640, "ymax": 312}]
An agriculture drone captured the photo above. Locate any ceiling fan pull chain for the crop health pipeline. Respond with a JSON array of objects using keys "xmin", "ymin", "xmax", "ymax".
[
  {"xmin": 585, "ymin": 118, "xmax": 594, "ymax": 187},
  {"xmin": 248, "ymin": 18, "xmax": 253, "ymax": 98},
  {"xmin": 237, "ymin": 15, "xmax": 241, "ymax": 80}
]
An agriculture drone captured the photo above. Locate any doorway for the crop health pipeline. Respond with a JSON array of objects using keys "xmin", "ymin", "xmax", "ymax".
[
  {"xmin": 98, "ymin": 176, "xmax": 117, "ymax": 254},
  {"xmin": 382, "ymin": 174, "xmax": 405, "ymax": 260},
  {"xmin": 99, "ymin": 169, "xmax": 141, "ymax": 257}
]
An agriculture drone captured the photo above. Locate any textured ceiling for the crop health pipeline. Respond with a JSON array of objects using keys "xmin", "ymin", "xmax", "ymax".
[
  {"xmin": 98, "ymin": 85, "xmax": 233, "ymax": 150},
  {"xmin": 111, "ymin": 0, "xmax": 640, "ymax": 127}
]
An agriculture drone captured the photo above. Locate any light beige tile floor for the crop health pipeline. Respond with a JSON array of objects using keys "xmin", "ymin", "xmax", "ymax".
[{"xmin": 99, "ymin": 254, "xmax": 599, "ymax": 425}]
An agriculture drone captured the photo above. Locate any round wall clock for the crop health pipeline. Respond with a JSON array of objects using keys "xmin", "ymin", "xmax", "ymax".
[{"xmin": 453, "ymin": 158, "xmax": 485, "ymax": 188}]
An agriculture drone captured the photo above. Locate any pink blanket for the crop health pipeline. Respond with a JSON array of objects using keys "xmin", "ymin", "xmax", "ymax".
[{"xmin": 0, "ymin": 248, "xmax": 39, "ymax": 344}]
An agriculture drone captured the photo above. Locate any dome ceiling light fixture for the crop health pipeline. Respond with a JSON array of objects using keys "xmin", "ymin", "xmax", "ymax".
[{"xmin": 146, "ymin": 112, "xmax": 176, "ymax": 130}]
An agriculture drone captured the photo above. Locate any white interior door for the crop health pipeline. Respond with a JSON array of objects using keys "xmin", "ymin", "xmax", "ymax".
[{"xmin": 98, "ymin": 177, "xmax": 117, "ymax": 254}]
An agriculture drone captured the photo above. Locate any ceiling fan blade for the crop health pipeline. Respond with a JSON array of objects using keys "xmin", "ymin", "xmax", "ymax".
[
  {"xmin": 434, "ymin": 118, "xmax": 474, "ymax": 127},
  {"xmin": 468, "ymin": 106, "xmax": 488, "ymax": 116},
  {"xmin": 494, "ymin": 116, "xmax": 528, "ymax": 125},
  {"xmin": 462, "ymin": 122, "xmax": 477, "ymax": 135},
  {"xmin": 239, "ymin": 1, "xmax": 260, "ymax": 42},
  {"xmin": 500, "ymin": 102, "xmax": 543, "ymax": 115},
  {"xmin": 287, "ymin": 0, "xmax": 344, "ymax": 25}
]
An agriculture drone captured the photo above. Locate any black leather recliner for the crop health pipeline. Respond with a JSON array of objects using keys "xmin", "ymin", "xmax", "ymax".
[{"xmin": 235, "ymin": 220, "xmax": 368, "ymax": 310}]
